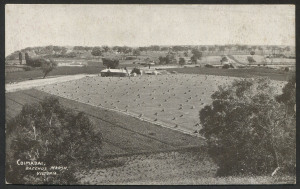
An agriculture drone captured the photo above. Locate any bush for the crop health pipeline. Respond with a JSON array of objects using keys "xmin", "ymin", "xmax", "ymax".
[
  {"xmin": 131, "ymin": 68, "xmax": 141, "ymax": 75},
  {"xmin": 6, "ymin": 97, "xmax": 103, "ymax": 184},
  {"xmin": 199, "ymin": 77, "xmax": 295, "ymax": 176},
  {"xmin": 205, "ymin": 64, "xmax": 214, "ymax": 68},
  {"xmin": 222, "ymin": 64, "xmax": 230, "ymax": 69}
]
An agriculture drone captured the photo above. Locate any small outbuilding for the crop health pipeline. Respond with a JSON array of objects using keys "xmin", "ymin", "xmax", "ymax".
[{"xmin": 100, "ymin": 69, "xmax": 129, "ymax": 77}]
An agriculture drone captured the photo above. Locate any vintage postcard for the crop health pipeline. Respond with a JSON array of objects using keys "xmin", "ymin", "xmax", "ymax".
[{"xmin": 5, "ymin": 4, "xmax": 295, "ymax": 185}]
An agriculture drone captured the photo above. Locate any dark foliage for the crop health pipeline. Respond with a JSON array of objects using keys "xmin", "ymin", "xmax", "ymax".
[
  {"xmin": 102, "ymin": 58, "xmax": 119, "ymax": 69},
  {"xmin": 199, "ymin": 78, "xmax": 295, "ymax": 176},
  {"xmin": 6, "ymin": 97, "xmax": 103, "ymax": 184}
]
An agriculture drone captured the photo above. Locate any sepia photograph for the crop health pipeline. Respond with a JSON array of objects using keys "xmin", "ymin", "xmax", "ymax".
[{"xmin": 5, "ymin": 4, "xmax": 296, "ymax": 185}]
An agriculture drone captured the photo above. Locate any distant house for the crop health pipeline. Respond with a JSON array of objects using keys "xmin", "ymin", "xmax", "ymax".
[{"xmin": 100, "ymin": 69, "xmax": 129, "ymax": 77}]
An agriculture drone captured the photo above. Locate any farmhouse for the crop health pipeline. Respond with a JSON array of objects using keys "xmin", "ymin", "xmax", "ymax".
[{"xmin": 100, "ymin": 69, "xmax": 129, "ymax": 77}]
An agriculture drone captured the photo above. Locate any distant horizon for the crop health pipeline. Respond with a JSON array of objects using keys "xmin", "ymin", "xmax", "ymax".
[{"xmin": 6, "ymin": 4, "xmax": 295, "ymax": 56}]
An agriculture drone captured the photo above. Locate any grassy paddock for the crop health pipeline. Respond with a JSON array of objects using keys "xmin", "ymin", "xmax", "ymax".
[
  {"xmin": 5, "ymin": 66, "xmax": 105, "ymax": 83},
  {"xmin": 166, "ymin": 67, "xmax": 294, "ymax": 81},
  {"xmin": 76, "ymin": 150, "xmax": 295, "ymax": 185}
]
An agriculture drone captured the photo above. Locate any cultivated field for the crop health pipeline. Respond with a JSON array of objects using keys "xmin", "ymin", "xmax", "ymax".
[
  {"xmin": 6, "ymin": 89, "xmax": 203, "ymax": 157},
  {"xmin": 36, "ymin": 74, "xmax": 286, "ymax": 135}
]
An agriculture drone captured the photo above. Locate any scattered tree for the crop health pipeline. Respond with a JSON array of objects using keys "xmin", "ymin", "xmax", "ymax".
[
  {"xmin": 19, "ymin": 52, "xmax": 22, "ymax": 65},
  {"xmin": 41, "ymin": 59, "xmax": 57, "ymax": 78},
  {"xmin": 102, "ymin": 58, "xmax": 119, "ymax": 69},
  {"xmin": 179, "ymin": 57, "xmax": 186, "ymax": 66},
  {"xmin": 133, "ymin": 49, "xmax": 141, "ymax": 58},
  {"xmin": 91, "ymin": 47, "xmax": 102, "ymax": 57}
]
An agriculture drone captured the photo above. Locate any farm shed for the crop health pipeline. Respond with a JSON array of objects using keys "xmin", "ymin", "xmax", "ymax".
[{"xmin": 100, "ymin": 69, "xmax": 129, "ymax": 77}]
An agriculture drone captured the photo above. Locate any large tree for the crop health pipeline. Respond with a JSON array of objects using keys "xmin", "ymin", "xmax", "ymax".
[
  {"xmin": 191, "ymin": 48, "xmax": 202, "ymax": 64},
  {"xmin": 91, "ymin": 47, "xmax": 102, "ymax": 57},
  {"xmin": 6, "ymin": 97, "xmax": 103, "ymax": 184},
  {"xmin": 102, "ymin": 58, "xmax": 119, "ymax": 69},
  {"xmin": 19, "ymin": 52, "xmax": 22, "ymax": 65},
  {"xmin": 133, "ymin": 49, "xmax": 141, "ymax": 58},
  {"xmin": 41, "ymin": 59, "xmax": 57, "ymax": 78},
  {"xmin": 199, "ymin": 77, "xmax": 295, "ymax": 176}
]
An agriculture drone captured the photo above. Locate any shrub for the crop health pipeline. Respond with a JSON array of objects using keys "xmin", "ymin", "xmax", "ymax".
[
  {"xmin": 222, "ymin": 64, "xmax": 230, "ymax": 69},
  {"xmin": 205, "ymin": 64, "xmax": 214, "ymax": 68},
  {"xmin": 131, "ymin": 68, "xmax": 141, "ymax": 75},
  {"xmin": 199, "ymin": 77, "xmax": 295, "ymax": 176},
  {"xmin": 6, "ymin": 97, "xmax": 103, "ymax": 184}
]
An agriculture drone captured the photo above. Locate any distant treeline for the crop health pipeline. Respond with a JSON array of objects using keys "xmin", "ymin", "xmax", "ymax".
[{"xmin": 6, "ymin": 44, "xmax": 295, "ymax": 60}]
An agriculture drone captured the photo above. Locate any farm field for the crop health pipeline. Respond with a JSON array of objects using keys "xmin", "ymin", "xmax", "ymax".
[
  {"xmin": 198, "ymin": 55, "xmax": 222, "ymax": 65},
  {"xmin": 166, "ymin": 67, "xmax": 294, "ymax": 81},
  {"xmin": 6, "ymin": 89, "xmax": 203, "ymax": 157},
  {"xmin": 5, "ymin": 66, "xmax": 105, "ymax": 83},
  {"xmin": 36, "ymin": 74, "xmax": 286, "ymax": 135},
  {"xmin": 230, "ymin": 55, "xmax": 295, "ymax": 64}
]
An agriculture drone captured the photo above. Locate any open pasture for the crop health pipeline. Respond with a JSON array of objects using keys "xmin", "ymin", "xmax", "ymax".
[
  {"xmin": 231, "ymin": 55, "xmax": 295, "ymax": 65},
  {"xmin": 37, "ymin": 74, "xmax": 286, "ymax": 135},
  {"xmin": 198, "ymin": 55, "xmax": 222, "ymax": 65},
  {"xmin": 6, "ymin": 89, "xmax": 203, "ymax": 157}
]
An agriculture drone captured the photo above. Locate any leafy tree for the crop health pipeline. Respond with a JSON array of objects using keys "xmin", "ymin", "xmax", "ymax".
[
  {"xmin": 61, "ymin": 47, "xmax": 68, "ymax": 55},
  {"xmin": 184, "ymin": 51, "xmax": 189, "ymax": 57},
  {"xmin": 102, "ymin": 58, "xmax": 119, "ymax": 69},
  {"xmin": 219, "ymin": 46, "xmax": 226, "ymax": 55},
  {"xmin": 150, "ymin": 45, "xmax": 160, "ymax": 51},
  {"xmin": 220, "ymin": 56, "xmax": 228, "ymax": 65},
  {"xmin": 179, "ymin": 57, "xmax": 186, "ymax": 66},
  {"xmin": 91, "ymin": 47, "xmax": 102, "ymax": 57},
  {"xmin": 19, "ymin": 52, "xmax": 22, "ymax": 65},
  {"xmin": 199, "ymin": 77, "xmax": 296, "ymax": 176},
  {"xmin": 208, "ymin": 46, "xmax": 215, "ymax": 54},
  {"xmin": 45, "ymin": 45, "xmax": 54, "ymax": 54},
  {"xmin": 41, "ymin": 59, "xmax": 57, "ymax": 78},
  {"xmin": 172, "ymin": 46, "xmax": 185, "ymax": 52},
  {"xmin": 102, "ymin": 46, "xmax": 110, "ymax": 52},
  {"xmin": 25, "ymin": 53, "xmax": 44, "ymax": 67},
  {"xmin": 53, "ymin": 46, "xmax": 62, "ymax": 54},
  {"xmin": 160, "ymin": 47, "xmax": 169, "ymax": 51},
  {"xmin": 191, "ymin": 48, "xmax": 202, "ymax": 60},
  {"xmin": 6, "ymin": 97, "xmax": 103, "ymax": 184},
  {"xmin": 133, "ymin": 49, "xmax": 141, "ymax": 57},
  {"xmin": 191, "ymin": 55, "xmax": 198, "ymax": 64},
  {"xmin": 250, "ymin": 51, "xmax": 255, "ymax": 56},
  {"xmin": 200, "ymin": 46, "xmax": 207, "ymax": 52}
]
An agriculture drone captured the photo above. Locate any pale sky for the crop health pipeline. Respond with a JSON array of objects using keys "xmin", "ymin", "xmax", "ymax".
[{"xmin": 5, "ymin": 4, "xmax": 295, "ymax": 56}]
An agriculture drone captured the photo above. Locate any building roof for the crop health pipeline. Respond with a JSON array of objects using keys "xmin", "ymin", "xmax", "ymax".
[{"xmin": 100, "ymin": 69, "xmax": 128, "ymax": 73}]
